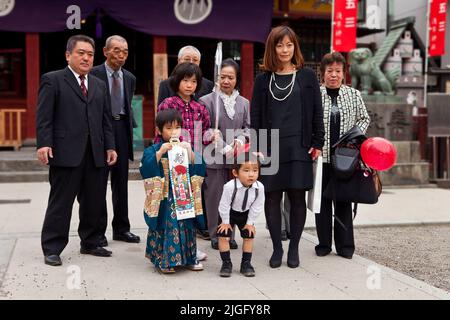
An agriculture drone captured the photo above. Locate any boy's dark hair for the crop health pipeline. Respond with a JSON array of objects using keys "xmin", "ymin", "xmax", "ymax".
[
  {"xmin": 66, "ymin": 35, "xmax": 95, "ymax": 53},
  {"xmin": 233, "ymin": 152, "xmax": 261, "ymax": 172},
  {"xmin": 155, "ymin": 108, "xmax": 183, "ymax": 132},
  {"xmin": 169, "ymin": 62, "xmax": 203, "ymax": 94}
]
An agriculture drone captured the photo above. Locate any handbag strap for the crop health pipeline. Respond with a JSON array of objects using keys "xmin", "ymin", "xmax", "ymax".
[
  {"xmin": 330, "ymin": 174, "xmax": 359, "ymax": 230},
  {"xmin": 330, "ymin": 173, "xmax": 348, "ymax": 231},
  {"xmin": 353, "ymin": 203, "xmax": 358, "ymax": 220}
]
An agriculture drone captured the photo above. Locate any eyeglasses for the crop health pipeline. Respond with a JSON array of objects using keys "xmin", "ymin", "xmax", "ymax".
[
  {"xmin": 112, "ymin": 48, "xmax": 129, "ymax": 55},
  {"xmin": 181, "ymin": 57, "xmax": 199, "ymax": 63}
]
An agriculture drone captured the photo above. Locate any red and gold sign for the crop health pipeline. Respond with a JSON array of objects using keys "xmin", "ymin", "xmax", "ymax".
[
  {"xmin": 428, "ymin": 0, "xmax": 447, "ymax": 57},
  {"xmin": 332, "ymin": 0, "xmax": 358, "ymax": 52}
]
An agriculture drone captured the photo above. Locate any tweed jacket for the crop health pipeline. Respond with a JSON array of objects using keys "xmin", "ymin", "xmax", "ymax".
[{"xmin": 321, "ymin": 85, "xmax": 370, "ymax": 163}]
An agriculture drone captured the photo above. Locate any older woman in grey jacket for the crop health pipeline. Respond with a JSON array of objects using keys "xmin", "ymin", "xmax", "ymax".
[
  {"xmin": 200, "ymin": 58, "xmax": 250, "ymax": 250},
  {"xmin": 315, "ymin": 52, "xmax": 370, "ymax": 259}
]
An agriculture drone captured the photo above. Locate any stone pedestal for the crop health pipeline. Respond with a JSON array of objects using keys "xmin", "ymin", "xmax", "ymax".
[
  {"xmin": 365, "ymin": 102, "xmax": 414, "ymax": 141},
  {"xmin": 364, "ymin": 101, "xmax": 429, "ymax": 186},
  {"xmin": 378, "ymin": 141, "xmax": 429, "ymax": 186}
]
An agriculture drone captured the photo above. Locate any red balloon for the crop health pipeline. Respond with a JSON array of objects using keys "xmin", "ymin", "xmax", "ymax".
[{"xmin": 360, "ymin": 137, "xmax": 397, "ymax": 171}]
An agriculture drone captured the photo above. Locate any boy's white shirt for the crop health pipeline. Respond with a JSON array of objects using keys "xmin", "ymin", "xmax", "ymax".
[{"xmin": 218, "ymin": 178, "xmax": 265, "ymax": 225}]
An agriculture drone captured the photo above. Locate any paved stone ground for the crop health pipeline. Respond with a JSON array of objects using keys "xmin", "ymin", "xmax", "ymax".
[
  {"xmin": 306, "ymin": 225, "xmax": 450, "ymax": 292},
  {"xmin": 1, "ymin": 182, "xmax": 450, "ymax": 300}
]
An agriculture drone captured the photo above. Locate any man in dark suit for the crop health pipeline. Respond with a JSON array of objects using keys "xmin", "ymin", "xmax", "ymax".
[
  {"xmin": 36, "ymin": 35, "xmax": 118, "ymax": 266},
  {"xmin": 157, "ymin": 45, "xmax": 214, "ymax": 105},
  {"xmin": 91, "ymin": 35, "xmax": 140, "ymax": 246}
]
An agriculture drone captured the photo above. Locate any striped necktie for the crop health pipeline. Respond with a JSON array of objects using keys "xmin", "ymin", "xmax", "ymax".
[
  {"xmin": 79, "ymin": 75, "xmax": 88, "ymax": 98},
  {"xmin": 111, "ymin": 71, "xmax": 122, "ymax": 116}
]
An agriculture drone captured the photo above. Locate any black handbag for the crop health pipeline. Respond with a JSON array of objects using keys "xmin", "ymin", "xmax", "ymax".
[
  {"xmin": 330, "ymin": 125, "xmax": 366, "ymax": 180},
  {"xmin": 323, "ymin": 167, "xmax": 381, "ymax": 204},
  {"xmin": 331, "ymin": 147, "xmax": 360, "ymax": 180}
]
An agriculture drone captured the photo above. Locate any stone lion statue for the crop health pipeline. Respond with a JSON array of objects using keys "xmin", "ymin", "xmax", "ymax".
[{"xmin": 349, "ymin": 48, "xmax": 399, "ymax": 95}]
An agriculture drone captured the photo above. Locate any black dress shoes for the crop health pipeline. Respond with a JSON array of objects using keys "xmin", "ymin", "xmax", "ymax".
[
  {"xmin": 287, "ymin": 250, "xmax": 300, "ymax": 268},
  {"xmin": 269, "ymin": 249, "xmax": 283, "ymax": 268},
  {"xmin": 240, "ymin": 261, "xmax": 255, "ymax": 277},
  {"xmin": 219, "ymin": 261, "xmax": 233, "ymax": 277},
  {"xmin": 80, "ymin": 246, "xmax": 112, "ymax": 257},
  {"xmin": 113, "ymin": 231, "xmax": 140, "ymax": 243},
  {"xmin": 98, "ymin": 237, "xmax": 108, "ymax": 247},
  {"xmin": 337, "ymin": 252, "xmax": 353, "ymax": 259},
  {"xmin": 44, "ymin": 255, "xmax": 62, "ymax": 266},
  {"xmin": 315, "ymin": 245, "xmax": 332, "ymax": 257}
]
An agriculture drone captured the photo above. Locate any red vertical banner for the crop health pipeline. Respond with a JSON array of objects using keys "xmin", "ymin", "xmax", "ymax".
[
  {"xmin": 428, "ymin": 0, "xmax": 447, "ymax": 57},
  {"xmin": 332, "ymin": 0, "xmax": 358, "ymax": 52}
]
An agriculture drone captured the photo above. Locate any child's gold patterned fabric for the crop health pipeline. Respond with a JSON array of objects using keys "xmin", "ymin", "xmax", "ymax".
[
  {"xmin": 190, "ymin": 175, "xmax": 204, "ymax": 216},
  {"xmin": 143, "ymin": 177, "xmax": 165, "ymax": 218}
]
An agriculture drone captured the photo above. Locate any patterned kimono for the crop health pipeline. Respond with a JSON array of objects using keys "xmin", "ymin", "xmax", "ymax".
[{"xmin": 140, "ymin": 142, "xmax": 206, "ymax": 269}]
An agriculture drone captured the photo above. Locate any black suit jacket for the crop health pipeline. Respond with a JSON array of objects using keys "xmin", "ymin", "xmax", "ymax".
[
  {"xmin": 250, "ymin": 67, "xmax": 325, "ymax": 158},
  {"xmin": 157, "ymin": 76, "xmax": 214, "ymax": 106},
  {"xmin": 90, "ymin": 64, "xmax": 137, "ymax": 161},
  {"xmin": 36, "ymin": 67, "xmax": 115, "ymax": 168}
]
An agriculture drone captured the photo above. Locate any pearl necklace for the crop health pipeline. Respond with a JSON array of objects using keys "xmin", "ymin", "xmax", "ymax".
[{"xmin": 269, "ymin": 71, "xmax": 296, "ymax": 101}]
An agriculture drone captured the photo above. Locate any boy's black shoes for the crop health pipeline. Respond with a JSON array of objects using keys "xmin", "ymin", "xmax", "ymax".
[
  {"xmin": 220, "ymin": 261, "xmax": 233, "ymax": 277},
  {"xmin": 240, "ymin": 261, "xmax": 255, "ymax": 277}
]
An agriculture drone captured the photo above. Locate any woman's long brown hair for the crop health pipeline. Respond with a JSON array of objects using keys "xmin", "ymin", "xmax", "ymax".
[{"xmin": 260, "ymin": 26, "xmax": 304, "ymax": 72}]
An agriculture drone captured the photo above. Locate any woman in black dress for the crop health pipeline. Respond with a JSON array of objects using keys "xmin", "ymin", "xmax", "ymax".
[{"xmin": 251, "ymin": 26, "xmax": 324, "ymax": 268}]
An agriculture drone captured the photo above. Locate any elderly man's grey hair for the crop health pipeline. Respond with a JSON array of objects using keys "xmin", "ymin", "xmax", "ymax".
[
  {"xmin": 105, "ymin": 35, "xmax": 128, "ymax": 49},
  {"xmin": 178, "ymin": 45, "xmax": 201, "ymax": 60}
]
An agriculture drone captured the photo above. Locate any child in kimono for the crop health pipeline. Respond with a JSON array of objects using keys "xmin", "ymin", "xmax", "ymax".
[
  {"xmin": 217, "ymin": 152, "xmax": 265, "ymax": 277},
  {"xmin": 156, "ymin": 62, "xmax": 211, "ymax": 261},
  {"xmin": 140, "ymin": 109, "xmax": 206, "ymax": 274}
]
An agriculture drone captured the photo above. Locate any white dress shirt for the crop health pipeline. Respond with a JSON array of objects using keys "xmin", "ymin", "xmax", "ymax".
[
  {"xmin": 68, "ymin": 65, "xmax": 88, "ymax": 90},
  {"xmin": 218, "ymin": 178, "xmax": 265, "ymax": 225}
]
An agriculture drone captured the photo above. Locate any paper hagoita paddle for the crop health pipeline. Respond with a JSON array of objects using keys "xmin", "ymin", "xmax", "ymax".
[{"xmin": 167, "ymin": 138, "xmax": 196, "ymax": 220}]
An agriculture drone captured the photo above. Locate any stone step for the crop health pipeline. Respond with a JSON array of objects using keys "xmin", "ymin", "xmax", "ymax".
[
  {"xmin": 0, "ymin": 171, "xmax": 49, "ymax": 183},
  {"xmin": 378, "ymin": 162, "xmax": 429, "ymax": 186},
  {"xmin": 435, "ymin": 179, "xmax": 450, "ymax": 189},
  {"xmin": 391, "ymin": 141, "xmax": 422, "ymax": 163},
  {"xmin": 0, "ymin": 159, "xmax": 48, "ymax": 172},
  {"xmin": 0, "ymin": 156, "xmax": 143, "ymax": 172},
  {"xmin": 0, "ymin": 169, "xmax": 144, "ymax": 183}
]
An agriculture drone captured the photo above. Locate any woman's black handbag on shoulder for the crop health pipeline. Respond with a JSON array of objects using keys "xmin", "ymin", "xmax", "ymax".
[
  {"xmin": 330, "ymin": 125, "xmax": 366, "ymax": 180},
  {"xmin": 323, "ymin": 126, "xmax": 382, "ymax": 228},
  {"xmin": 325, "ymin": 124, "xmax": 383, "ymax": 205}
]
